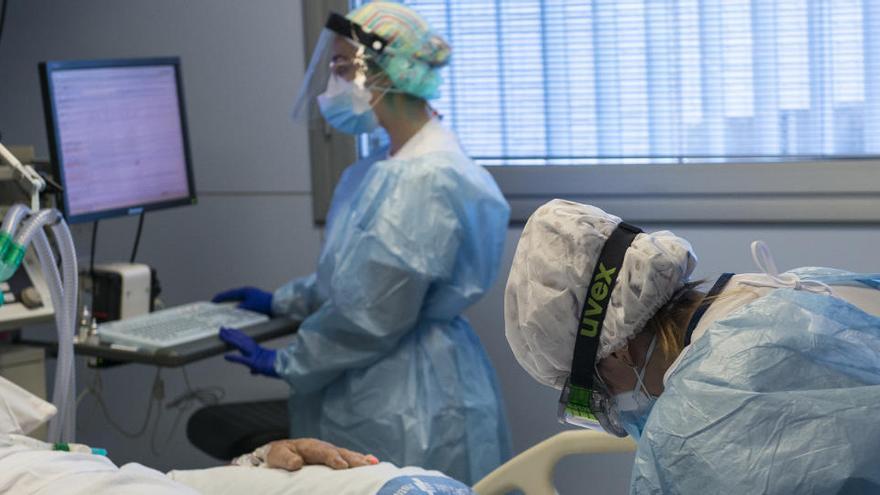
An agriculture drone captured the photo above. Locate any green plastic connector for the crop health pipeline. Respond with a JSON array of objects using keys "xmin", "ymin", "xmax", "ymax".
[{"xmin": 0, "ymin": 235, "xmax": 25, "ymax": 283}]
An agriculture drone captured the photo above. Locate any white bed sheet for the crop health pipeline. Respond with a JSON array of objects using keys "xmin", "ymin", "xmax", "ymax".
[
  {"xmin": 0, "ymin": 437, "xmax": 472, "ymax": 495},
  {"xmin": 170, "ymin": 463, "xmax": 472, "ymax": 495},
  {"xmin": 0, "ymin": 441, "xmax": 197, "ymax": 495}
]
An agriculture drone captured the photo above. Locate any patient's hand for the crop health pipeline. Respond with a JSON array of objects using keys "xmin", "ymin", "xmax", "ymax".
[{"xmin": 265, "ymin": 438, "xmax": 378, "ymax": 471}]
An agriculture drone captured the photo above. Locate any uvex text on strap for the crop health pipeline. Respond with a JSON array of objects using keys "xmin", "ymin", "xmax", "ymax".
[{"xmin": 559, "ymin": 221, "xmax": 643, "ymax": 424}]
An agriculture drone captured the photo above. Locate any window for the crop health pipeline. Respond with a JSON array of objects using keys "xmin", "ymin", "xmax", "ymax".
[
  {"xmin": 401, "ymin": 0, "xmax": 878, "ymax": 164},
  {"xmin": 328, "ymin": 0, "xmax": 880, "ymax": 223}
]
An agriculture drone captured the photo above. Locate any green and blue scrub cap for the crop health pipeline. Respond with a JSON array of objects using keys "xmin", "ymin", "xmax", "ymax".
[{"xmin": 346, "ymin": 1, "xmax": 451, "ymax": 100}]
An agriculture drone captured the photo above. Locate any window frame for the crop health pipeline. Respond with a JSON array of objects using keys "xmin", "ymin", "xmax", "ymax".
[
  {"xmin": 491, "ymin": 160, "xmax": 880, "ymax": 224},
  {"xmin": 304, "ymin": 0, "xmax": 358, "ymax": 225}
]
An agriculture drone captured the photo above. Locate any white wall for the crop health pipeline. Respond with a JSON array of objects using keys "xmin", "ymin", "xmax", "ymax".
[{"xmin": 2, "ymin": 2, "xmax": 879, "ymax": 494}]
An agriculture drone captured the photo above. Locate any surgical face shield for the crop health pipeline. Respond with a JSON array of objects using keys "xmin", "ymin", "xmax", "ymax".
[
  {"xmin": 292, "ymin": 13, "xmax": 390, "ymax": 128},
  {"xmin": 557, "ymin": 221, "xmax": 643, "ymax": 438}
]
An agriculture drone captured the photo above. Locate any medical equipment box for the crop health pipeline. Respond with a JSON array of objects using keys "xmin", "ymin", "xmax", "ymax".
[{"xmin": 86, "ymin": 263, "xmax": 158, "ymax": 322}]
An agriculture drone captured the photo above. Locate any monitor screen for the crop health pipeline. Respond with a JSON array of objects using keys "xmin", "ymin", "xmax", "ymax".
[{"xmin": 40, "ymin": 58, "xmax": 196, "ymax": 223}]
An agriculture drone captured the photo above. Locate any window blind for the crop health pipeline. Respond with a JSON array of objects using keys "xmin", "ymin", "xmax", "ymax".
[{"xmin": 354, "ymin": 0, "xmax": 880, "ymax": 166}]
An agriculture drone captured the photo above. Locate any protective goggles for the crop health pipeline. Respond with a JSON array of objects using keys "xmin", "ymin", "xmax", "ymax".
[{"xmin": 557, "ymin": 221, "xmax": 643, "ymax": 437}]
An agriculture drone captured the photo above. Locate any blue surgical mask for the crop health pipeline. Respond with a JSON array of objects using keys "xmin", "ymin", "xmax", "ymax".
[
  {"xmin": 317, "ymin": 75, "xmax": 380, "ymax": 135},
  {"xmin": 616, "ymin": 391, "xmax": 657, "ymax": 441},
  {"xmin": 612, "ymin": 334, "xmax": 659, "ymax": 441}
]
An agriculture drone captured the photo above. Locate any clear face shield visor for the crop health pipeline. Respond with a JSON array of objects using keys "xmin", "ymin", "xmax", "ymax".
[{"xmin": 292, "ymin": 13, "xmax": 390, "ymax": 127}]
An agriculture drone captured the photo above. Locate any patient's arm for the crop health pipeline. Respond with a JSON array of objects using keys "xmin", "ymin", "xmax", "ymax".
[{"xmin": 232, "ymin": 438, "xmax": 378, "ymax": 471}]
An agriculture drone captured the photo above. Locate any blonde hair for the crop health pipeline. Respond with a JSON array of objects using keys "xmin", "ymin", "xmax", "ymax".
[{"xmin": 641, "ymin": 280, "xmax": 707, "ymax": 365}]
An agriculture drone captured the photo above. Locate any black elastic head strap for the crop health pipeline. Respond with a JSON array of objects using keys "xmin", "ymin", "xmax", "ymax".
[
  {"xmin": 683, "ymin": 272, "xmax": 734, "ymax": 346},
  {"xmin": 326, "ymin": 13, "xmax": 388, "ymax": 55},
  {"xmin": 569, "ymin": 221, "xmax": 643, "ymax": 389}
]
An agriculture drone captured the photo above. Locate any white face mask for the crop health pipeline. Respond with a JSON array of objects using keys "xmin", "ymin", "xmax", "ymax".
[{"xmin": 317, "ymin": 75, "xmax": 380, "ymax": 135}]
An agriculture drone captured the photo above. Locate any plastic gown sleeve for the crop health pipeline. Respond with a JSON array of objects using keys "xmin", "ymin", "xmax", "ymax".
[
  {"xmin": 273, "ymin": 273, "xmax": 320, "ymax": 321},
  {"xmin": 275, "ymin": 165, "xmax": 462, "ymax": 395}
]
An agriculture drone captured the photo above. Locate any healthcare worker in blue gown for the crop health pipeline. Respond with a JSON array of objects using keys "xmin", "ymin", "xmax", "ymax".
[
  {"xmin": 505, "ymin": 199, "xmax": 880, "ymax": 494},
  {"xmin": 213, "ymin": 2, "xmax": 511, "ymax": 485}
]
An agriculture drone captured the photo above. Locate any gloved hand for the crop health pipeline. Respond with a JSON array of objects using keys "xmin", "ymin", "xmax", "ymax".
[
  {"xmin": 212, "ymin": 286, "xmax": 273, "ymax": 316},
  {"xmin": 219, "ymin": 327, "xmax": 279, "ymax": 378}
]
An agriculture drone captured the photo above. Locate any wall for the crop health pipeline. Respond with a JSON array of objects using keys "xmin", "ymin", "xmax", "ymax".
[{"xmin": 2, "ymin": 2, "xmax": 879, "ymax": 494}]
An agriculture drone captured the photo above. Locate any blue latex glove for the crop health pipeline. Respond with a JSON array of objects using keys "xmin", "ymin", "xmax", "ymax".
[
  {"xmin": 219, "ymin": 327, "xmax": 279, "ymax": 378},
  {"xmin": 212, "ymin": 287, "xmax": 273, "ymax": 316}
]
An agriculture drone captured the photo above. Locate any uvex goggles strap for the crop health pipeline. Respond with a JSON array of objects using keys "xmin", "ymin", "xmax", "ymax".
[
  {"xmin": 326, "ymin": 13, "xmax": 389, "ymax": 55},
  {"xmin": 563, "ymin": 222, "xmax": 642, "ymax": 413}
]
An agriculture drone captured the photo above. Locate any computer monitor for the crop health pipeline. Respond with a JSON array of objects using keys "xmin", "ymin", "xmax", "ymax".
[{"xmin": 40, "ymin": 57, "xmax": 197, "ymax": 223}]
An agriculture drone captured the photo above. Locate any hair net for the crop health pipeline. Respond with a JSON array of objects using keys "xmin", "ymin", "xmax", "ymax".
[
  {"xmin": 346, "ymin": 1, "xmax": 451, "ymax": 99},
  {"xmin": 505, "ymin": 200, "xmax": 697, "ymax": 390}
]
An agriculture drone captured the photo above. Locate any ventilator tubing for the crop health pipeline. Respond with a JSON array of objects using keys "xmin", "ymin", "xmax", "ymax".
[
  {"xmin": 1, "ymin": 204, "xmax": 30, "ymax": 236},
  {"xmin": 6, "ymin": 206, "xmax": 78, "ymax": 442}
]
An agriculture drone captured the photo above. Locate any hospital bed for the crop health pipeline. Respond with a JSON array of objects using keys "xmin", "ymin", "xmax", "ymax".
[
  {"xmin": 174, "ymin": 430, "xmax": 637, "ymax": 494},
  {"xmin": 1, "ymin": 424, "xmax": 635, "ymax": 495},
  {"xmin": 171, "ymin": 431, "xmax": 636, "ymax": 495},
  {"xmin": 473, "ymin": 430, "xmax": 636, "ymax": 495}
]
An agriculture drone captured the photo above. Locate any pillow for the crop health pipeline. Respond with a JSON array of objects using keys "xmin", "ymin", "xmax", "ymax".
[{"xmin": 0, "ymin": 375, "xmax": 56, "ymax": 435}]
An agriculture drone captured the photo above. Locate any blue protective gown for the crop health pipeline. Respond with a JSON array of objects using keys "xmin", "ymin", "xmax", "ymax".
[
  {"xmin": 271, "ymin": 120, "xmax": 512, "ymax": 485},
  {"xmin": 631, "ymin": 268, "xmax": 880, "ymax": 494}
]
